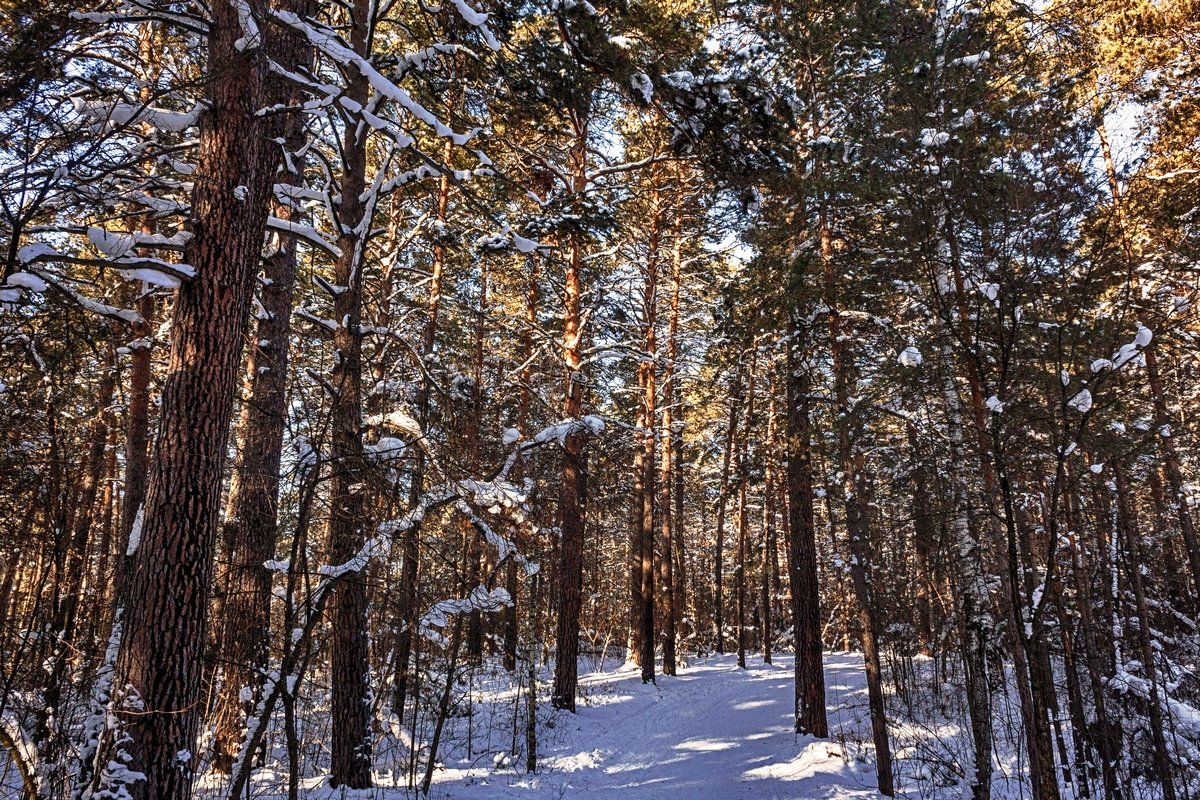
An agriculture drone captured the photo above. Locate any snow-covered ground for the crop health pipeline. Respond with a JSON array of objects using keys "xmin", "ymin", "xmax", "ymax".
[
  {"xmin": 425, "ymin": 652, "xmax": 883, "ymax": 800},
  {"xmin": 3, "ymin": 651, "xmax": 1018, "ymax": 800}
]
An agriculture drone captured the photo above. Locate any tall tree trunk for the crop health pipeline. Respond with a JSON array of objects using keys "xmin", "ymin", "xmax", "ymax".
[
  {"xmin": 210, "ymin": 56, "xmax": 306, "ymax": 768},
  {"xmin": 1144, "ymin": 348, "xmax": 1200, "ymax": 595},
  {"xmin": 325, "ymin": 0, "xmax": 373, "ymax": 786},
  {"xmin": 845, "ymin": 457, "xmax": 894, "ymax": 796},
  {"xmin": 784, "ymin": 316, "xmax": 827, "ymax": 736},
  {"xmin": 552, "ymin": 117, "xmax": 591, "ymax": 711},
  {"xmin": 759, "ymin": 373, "xmax": 780, "ymax": 665},
  {"xmin": 735, "ymin": 348, "xmax": 756, "ymax": 670},
  {"xmin": 637, "ymin": 198, "xmax": 660, "ymax": 683},
  {"xmin": 116, "ymin": 24, "xmax": 161, "ymax": 596},
  {"xmin": 713, "ymin": 367, "xmax": 743, "ymax": 654},
  {"xmin": 630, "ymin": 391, "xmax": 646, "ymax": 665},
  {"xmin": 1068, "ymin": 480, "xmax": 1122, "ymax": 797},
  {"xmin": 945, "ymin": 214, "xmax": 1059, "ymax": 800},
  {"xmin": 906, "ymin": 424, "xmax": 937, "ymax": 655},
  {"xmin": 504, "ymin": 254, "xmax": 540, "ymax": 673},
  {"xmin": 38, "ymin": 355, "xmax": 116, "ymax": 784},
  {"xmin": 1113, "ymin": 464, "xmax": 1177, "ymax": 800},
  {"xmin": 392, "ymin": 132, "xmax": 455, "ymax": 719},
  {"xmin": 463, "ymin": 264, "xmax": 488, "ymax": 664},
  {"xmin": 101, "ymin": 2, "xmax": 293, "ymax": 796},
  {"xmin": 659, "ymin": 219, "xmax": 682, "ymax": 676},
  {"xmin": 823, "ymin": 213, "xmax": 893, "ymax": 794},
  {"xmin": 84, "ymin": 409, "xmax": 120, "ymax": 655},
  {"xmin": 936, "ymin": 352, "xmax": 993, "ymax": 800},
  {"xmin": 735, "ymin": 470, "xmax": 748, "ymax": 670}
]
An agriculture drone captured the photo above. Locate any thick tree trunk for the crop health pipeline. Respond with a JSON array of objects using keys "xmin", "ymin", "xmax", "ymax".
[
  {"xmin": 551, "ymin": 404, "xmax": 587, "ymax": 710},
  {"xmin": 210, "ymin": 83, "xmax": 305, "ymax": 770},
  {"xmin": 102, "ymin": 3, "xmax": 291, "ymax": 796}
]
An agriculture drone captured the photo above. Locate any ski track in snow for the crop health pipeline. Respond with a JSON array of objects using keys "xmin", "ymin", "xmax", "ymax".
[{"xmin": 429, "ymin": 652, "xmax": 881, "ymax": 800}]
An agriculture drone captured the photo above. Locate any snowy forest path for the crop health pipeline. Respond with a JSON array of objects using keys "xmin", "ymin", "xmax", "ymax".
[{"xmin": 437, "ymin": 652, "xmax": 883, "ymax": 800}]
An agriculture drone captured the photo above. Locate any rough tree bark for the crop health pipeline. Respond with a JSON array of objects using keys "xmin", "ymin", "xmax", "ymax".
[
  {"xmin": 659, "ymin": 215, "xmax": 682, "ymax": 676},
  {"xmin": 637, "ymin": 193, "xmax": 660, "ymax": 683},
  {"xmin": 325, "ymin": 0, "xmax": 373, "ymax": 785},
  {"xmin": 209, "ymin": 35, "xmax": 307, "ymax": 767},
  {"xmin": 101, "ymin": 3, "xmax": 296, "ymax": 797},
  {"xmin": 551, "ymin": 113, "xmax": 591, "ymax": 711},
  {"xmin": 784, "ymin": 316, "xmax": 827, "ymax": 736}
]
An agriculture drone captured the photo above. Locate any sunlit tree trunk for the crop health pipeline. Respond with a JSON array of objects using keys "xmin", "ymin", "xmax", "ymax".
[
  {"xmin": 102, "ymin": 3, "xmax": 294, "ymax": 796},
  {"xmin": 552, "ymin": 113, "xmax": 591, "ymax": 711},
  {"xmin": 637, "ymin": 195, "xmax": 660, "ymax": 682},
  {"xmin": 659, "ymin": 218, "xmax": 682, "ymax": 676},
  {"xmin": 210, "ymin": 49, "xmax": 307, "ymax": 767}
]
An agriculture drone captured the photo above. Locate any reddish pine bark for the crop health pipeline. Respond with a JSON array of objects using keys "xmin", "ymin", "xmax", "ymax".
[{"xmin": 104, "ymin": 4, "xmax": 295, "ymax": 797}]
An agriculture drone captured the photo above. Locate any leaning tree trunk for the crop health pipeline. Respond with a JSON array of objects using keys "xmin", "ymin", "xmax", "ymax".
[
  {"xmin": 100, "ymin": 3, "xmax": 294, "ymax": 798},
  {"xmin": 210, "ymin": 51, "xmax": 307, "ymax": 768}
]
